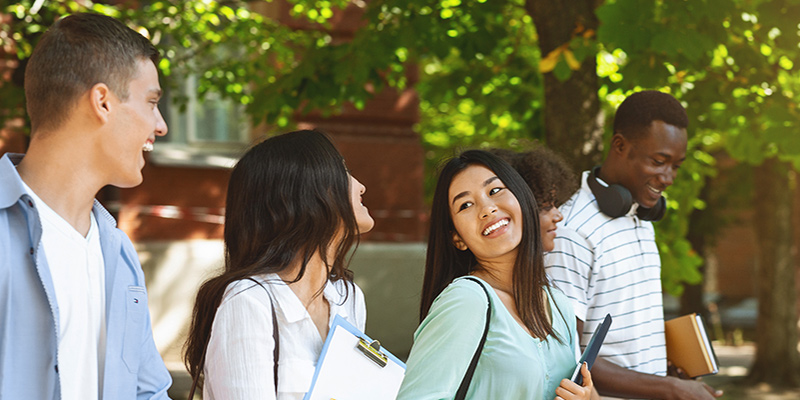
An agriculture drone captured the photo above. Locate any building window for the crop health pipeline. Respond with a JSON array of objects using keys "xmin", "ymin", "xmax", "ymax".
[{"xmin": 150, "ymin": 73, "xmax": 251, "ymax": 169}]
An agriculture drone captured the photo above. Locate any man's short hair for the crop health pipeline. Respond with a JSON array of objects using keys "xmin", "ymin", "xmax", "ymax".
[
  {"xmin": 613, "ymin": 90, "xmax": 688, "ymax": 141},
  {"xmin": 24, "ymin": 12, "xmax": 159, "ymax": 134}
]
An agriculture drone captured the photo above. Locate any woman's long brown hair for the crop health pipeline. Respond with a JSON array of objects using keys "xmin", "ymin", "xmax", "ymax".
[{"xmin": 183, "ymin": 130, "xmax": 360, "ymax": 385}]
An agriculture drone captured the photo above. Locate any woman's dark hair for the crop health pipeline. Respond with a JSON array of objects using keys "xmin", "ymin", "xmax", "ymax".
[
  {"xmin": 184, "ymin": 129, "xmax": 359, "ymax": 383},
  {"xmin": 490, "ymin": 147, "xmax": 578, "ymax": 209},
  {"xmin": 421, "ymin": 150, "xmax": 563, "ymax": 341}
]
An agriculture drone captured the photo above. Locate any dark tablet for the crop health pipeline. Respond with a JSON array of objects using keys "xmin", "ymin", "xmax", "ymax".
[{"xmin": 570, "ymin": 313, "xmax": 612, "ymax": 385}]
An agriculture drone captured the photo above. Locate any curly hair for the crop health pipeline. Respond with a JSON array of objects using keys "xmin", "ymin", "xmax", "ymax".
[{"xmin": 490, "ymin": 147, "xmax": 578, "ymax": 209}]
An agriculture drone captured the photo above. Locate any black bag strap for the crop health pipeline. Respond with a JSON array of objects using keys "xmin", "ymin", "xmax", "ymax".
[
  {"xmin": 264, "ymin": 283, "xmax": 280, "ymax": 394},
  {"xmin": 187, "ymin": 278, "xmax": 280, "ymax": 399},
  {"xmin": 455, "ymin": 277, "xmax": 492, "ymax": 400}
]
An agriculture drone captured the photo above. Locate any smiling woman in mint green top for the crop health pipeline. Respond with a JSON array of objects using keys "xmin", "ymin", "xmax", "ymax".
[
  {"xmin": 397, "ymin": 150, "xmax": 597, "ymax": 400},
  {"xmin": 398, "ymin": 276, "xmax": 577, "ymax": 399}
]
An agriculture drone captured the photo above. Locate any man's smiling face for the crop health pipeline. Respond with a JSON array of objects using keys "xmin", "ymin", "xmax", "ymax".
[{"xmin": 617, "ymin": 120, "xmax": 687, "ymax": 208}]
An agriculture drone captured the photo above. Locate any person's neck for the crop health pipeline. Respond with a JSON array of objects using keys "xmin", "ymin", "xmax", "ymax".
[
  {"xmin": 17, "ymin": 134, "xmax": 103, "ymax": 237},
  {"xmin": 597, "ymin": 161, "xmax": 622, "ymax": 186},
  {"xmin": 278, "ymin": 250, "xmax": 330, "ymax": 309},
  {"xmin": 471, "ymin": 258, "xmax": 515, "ymax": 294}
]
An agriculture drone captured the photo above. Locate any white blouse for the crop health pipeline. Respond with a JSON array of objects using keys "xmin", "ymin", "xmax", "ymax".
[{"xmin": 203, "ymin": 273, "xmax": 367, "ymax": 400}]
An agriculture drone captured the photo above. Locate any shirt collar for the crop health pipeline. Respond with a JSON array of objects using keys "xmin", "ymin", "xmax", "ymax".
[
  {"xmin": 262, "ymin": 273, "xmax": 352, "ymax": 324},
  {"xmin": 92, "ymin": 199, "xmax": 117, "ymax": 227},
  {"xmin": 324, "ymin": 278, "xmax": 353, "ymax": 321},
  {"xmin": 0, "ymin": 153, "xmax": 28, "ymax": 210}
]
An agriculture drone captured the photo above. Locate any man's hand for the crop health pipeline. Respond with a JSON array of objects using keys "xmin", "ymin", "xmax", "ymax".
[
  {"xmin": 579, "ymin": 318, "xmax": 724, "ymax": 400},
  {"xmin": 666, "ymin": 376, "xmax": 723, "ymax": 400},
  {"xmin": 666, "ymin": 361, "xmax": 690, "ymax": 379}
]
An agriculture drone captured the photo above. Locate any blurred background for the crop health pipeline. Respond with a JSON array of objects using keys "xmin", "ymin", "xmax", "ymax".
[{"xmin": 2, "ymin": 1, "xmax": 800, "ymax": 398}]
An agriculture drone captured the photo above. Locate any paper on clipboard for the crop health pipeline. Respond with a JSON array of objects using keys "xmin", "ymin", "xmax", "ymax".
[{"xmin": 303, "ymin": 314, "xmax": 406, "ymax": 400}]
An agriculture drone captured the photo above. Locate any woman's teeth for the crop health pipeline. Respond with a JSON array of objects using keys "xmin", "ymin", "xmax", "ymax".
[{"xmin": 483, "ymin": 219, "xmax": 509, "ymax": 236}]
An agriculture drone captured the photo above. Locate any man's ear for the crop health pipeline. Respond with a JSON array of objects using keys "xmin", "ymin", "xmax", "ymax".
[
  {"xmin": 610, "ymin": 133, "xmax": 628, "ymax": 156},
  {"xmin": 89, "ymin": 83, "xmax": 112, "ymax": 124},
  {"xmin": 452, "ymin": 231, "xmax": 468, "ymax": 251}
]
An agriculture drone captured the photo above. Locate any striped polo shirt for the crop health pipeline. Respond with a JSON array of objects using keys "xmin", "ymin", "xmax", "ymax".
[{"xmin": 544, "ymin": 171, "xmax": 667, "ymax": 376}]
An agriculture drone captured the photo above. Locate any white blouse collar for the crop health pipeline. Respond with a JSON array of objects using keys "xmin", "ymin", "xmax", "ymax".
[{"xmin": 260, "ymin": 273, "xmax": 352, "ymax": 324}]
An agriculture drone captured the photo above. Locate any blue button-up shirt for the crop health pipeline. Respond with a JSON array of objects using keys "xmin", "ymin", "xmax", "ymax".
[{"xmin": 0, "ymin": 153, "xmax": 172, "ymax": 399}]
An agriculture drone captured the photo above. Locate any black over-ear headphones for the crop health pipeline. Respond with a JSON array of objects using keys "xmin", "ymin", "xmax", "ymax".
[{"xmin": 587, "ymin": 166, "xmax": 665, "ymax": 221}]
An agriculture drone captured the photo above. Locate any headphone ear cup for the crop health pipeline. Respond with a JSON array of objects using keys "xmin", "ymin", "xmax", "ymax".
[
  {"xmin": 595, "ymin": 185, "xmax": 632, "ymax": 218},
  {"xmin": 587, "ymin": 166, "xmax": 634, "ymax": 218},
  {"xmin": 637, "ymin": 196, "xmax": 666, "ymax": 221}
]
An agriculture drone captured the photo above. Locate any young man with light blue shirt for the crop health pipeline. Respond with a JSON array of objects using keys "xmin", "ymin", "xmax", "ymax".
[{"xmin": 0, "ymin": 13, "xmax": 170, "ymax": 399}]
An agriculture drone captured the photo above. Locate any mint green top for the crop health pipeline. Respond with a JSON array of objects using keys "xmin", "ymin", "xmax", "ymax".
[{"xmin": 397, "ymin": 276, "xmax": 578, "ymax": 400}]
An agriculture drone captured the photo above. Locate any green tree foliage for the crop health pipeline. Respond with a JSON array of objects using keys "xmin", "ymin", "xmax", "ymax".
[
  {"xmin": 600, "ymin": 0, "xmax": 800, "ymax": 167},
  {"xmin": 1, "ymin": 0, "xmax": 375, "ymax": 128},
  {"xmin": 4, "ymin": 0, "xmax": 796, "ymax": 295}
]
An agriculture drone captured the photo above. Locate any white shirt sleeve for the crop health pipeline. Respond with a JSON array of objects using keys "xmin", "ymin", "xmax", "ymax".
[
  {"xmin": 204, "ymin": 288, "xmax": 277, "ymax": 400},
  {"xmin": 545, "ymin": 226, "xmax": 594, "ymax": 321}
]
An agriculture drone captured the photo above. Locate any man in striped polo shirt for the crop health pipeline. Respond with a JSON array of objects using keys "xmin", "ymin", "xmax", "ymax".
[{"xmin": 545, "ymin": 91, "xmax": 722, "ymax": 399}]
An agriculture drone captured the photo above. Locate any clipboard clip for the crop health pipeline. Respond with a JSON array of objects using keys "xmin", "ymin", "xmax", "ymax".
[{"xmin": 356, "ymin": 337, "xmax": 388, "ymax": 368}]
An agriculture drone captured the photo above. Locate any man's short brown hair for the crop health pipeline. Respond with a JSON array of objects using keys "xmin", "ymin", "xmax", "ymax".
[{"xmin": 24, "ymin": 12, "xmax": 159, "ymax": 134}]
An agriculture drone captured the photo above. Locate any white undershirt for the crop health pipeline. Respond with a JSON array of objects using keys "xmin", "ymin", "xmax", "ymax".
[{"xmin": 23, "ymin": 184, "xmax": 106, "ymax": 400}]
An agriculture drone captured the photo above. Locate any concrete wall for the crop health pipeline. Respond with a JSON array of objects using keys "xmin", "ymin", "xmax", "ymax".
[{"xmin": 349, "ymin": 242, "xmax": 426, "ymax": 360}]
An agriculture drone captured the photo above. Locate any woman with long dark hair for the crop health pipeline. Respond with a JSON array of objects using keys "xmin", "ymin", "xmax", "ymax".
[
  {"xmin": 397, "ymin": 150, "xmax": 597, "ymax": 400},
  {"xmin": 184, "ymin": 130, "xmax": 374, "ymax": 399}
]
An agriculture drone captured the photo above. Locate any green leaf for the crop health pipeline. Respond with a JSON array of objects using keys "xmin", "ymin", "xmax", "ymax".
[{"xmin": 551, "ymin": 58, "xmax": 572, "ymax": 82}]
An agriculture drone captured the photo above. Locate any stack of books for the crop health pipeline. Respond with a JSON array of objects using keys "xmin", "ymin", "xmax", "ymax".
[{"xmin": 665, "ymin": 313, "xmax": 719, "ymax": 378}]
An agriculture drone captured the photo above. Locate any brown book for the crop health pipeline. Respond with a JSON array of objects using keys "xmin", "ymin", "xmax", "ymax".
[{"xmin": 665, "ymin": 313, "xmax": 719, "ymax": 378}]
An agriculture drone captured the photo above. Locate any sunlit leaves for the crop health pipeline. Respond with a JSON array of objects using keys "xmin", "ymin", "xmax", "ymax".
[
  {"xmin": 287, "ymin": 0, "xmax": 347, "ymax": 25},
  {"xmin": 779, "ymin": 56, "xmax": 794, "ymax": 70},
  {"xmin": 5, "ymin": 1, "xmax": 800, "ymax": 295},
  {"xmin": 597, "ymin": 49, "xmax": 625, "ymax": 82},
  {"xmin": 403, "ymin": 0, "xmax": 544, "ymax": 195}
]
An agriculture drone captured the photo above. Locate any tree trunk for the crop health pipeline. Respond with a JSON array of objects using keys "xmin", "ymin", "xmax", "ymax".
[
  {"xmin": 681, "ymin": 182, "xmax": 712, "ymax": 321},
  {"xmin": 681, "ymin": 218, "xmax": 708, "ymax": 320},
  {"xmin": 749, "ymin": 158, "xmax": 800, "ymax": 386},
  {"xmin": 525, "ymin": 0, "xmax": 605, "ymax": 173}
]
